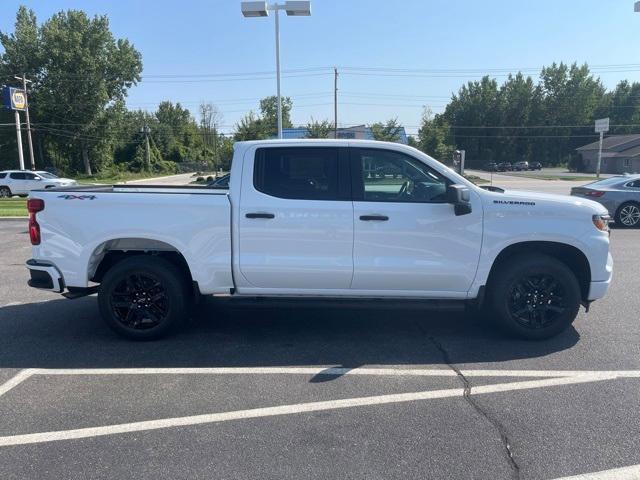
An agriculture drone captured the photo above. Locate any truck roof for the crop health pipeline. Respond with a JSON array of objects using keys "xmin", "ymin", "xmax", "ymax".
[{"xmin": 234, "ymin": 138, "xmax": 406, "ymax": 148}]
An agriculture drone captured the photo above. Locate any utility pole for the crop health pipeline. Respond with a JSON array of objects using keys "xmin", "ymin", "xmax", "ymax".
[
  {"xmin": 15, "ymin": 75, "xmax": 35, "ymax": 171},
  {"xmin": 213, "ymin": 126, "xmax": 218, "ymax": 171},
  {"xmin": 141, "ymin": 125, "xmax": 151, "ymax": 171},
  {"xmin": 334, "ymin": 67, "xmax": 338, "ymax": 138}
]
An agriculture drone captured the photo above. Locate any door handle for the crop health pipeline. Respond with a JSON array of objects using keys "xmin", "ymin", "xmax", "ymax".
[
  {"xmin": 246, "ymin": 212, "xmax": 275, "ymax": 219},
  {"xmin": 359, "ymin": 215, "xmax": 389, "ymax": 221}
]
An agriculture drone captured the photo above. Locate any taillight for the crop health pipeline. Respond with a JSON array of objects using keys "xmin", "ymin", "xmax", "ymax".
[
  {"xmin": 584, "ymin": 190, "xmax": 605, "ymax": 198},
  {"xmin": 27, "ymin": 199, "xmax": 44, "ymax": 245}
]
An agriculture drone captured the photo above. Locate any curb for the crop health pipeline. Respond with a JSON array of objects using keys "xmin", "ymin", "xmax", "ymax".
[{"xmin": 0, "ymin": 217, "xmax": 28, "ymax": 221}]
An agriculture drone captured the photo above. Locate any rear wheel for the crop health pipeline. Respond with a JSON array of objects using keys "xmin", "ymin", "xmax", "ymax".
[
  {"xmin": 487, "ymin": 254, "xmax": 581, "ymax": 340},
  {"xmin": 0, "ymin": 187, "xmax": 11, "ymax": 198},
  {"xmin": 615, "ymin": 202, "xmax": 640, "ymax": 228},
  {"xmin": 98, "ymin": 256, "xmax": 190, "ymax": 339}
]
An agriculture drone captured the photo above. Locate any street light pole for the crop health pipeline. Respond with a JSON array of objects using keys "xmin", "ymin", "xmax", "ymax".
[
  {"xmin": 274, "ymin": 6, "xmax": 282, "ymax": 139},
  {"xmin": 241, "ymin": 2, "xmax": 311, "ymax": 140}
]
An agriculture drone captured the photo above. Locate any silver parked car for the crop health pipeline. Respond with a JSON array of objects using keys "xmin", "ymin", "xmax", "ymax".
[{"xmin": 570, "ymin": 174, "xmax": 640, "ymax": 228}]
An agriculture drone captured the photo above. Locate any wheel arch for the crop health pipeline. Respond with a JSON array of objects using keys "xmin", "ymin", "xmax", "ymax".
[
  {"xmin": 486, "ymin": 241, "xmax": 591, "ymax": 302},
  {"xmin": 88, "ymin": 237, "xmax": 196, "ymax": 292}
]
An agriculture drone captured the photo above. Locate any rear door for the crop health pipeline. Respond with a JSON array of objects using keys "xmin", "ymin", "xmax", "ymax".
[
  {"xmin": 351, "ymin": 147, "xmax": 483, "ymax": 296},
  {"xmin": 237, "ymin": 146, "xmax": 354, "ymax": 290}
]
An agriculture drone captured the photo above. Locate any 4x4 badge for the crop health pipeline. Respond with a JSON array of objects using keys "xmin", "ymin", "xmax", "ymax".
[{"xmin": 57, "ymin": 195, "xmax": 96, "ymax": 200}]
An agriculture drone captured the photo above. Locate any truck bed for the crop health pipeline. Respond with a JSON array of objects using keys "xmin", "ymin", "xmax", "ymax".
[
  {"xmin": 33, "ymin": 183, "xmax": 229, "ymax": 195},
  {"xmin": 29, "ymin": 184, "xmax": 233, "ymax": 294}
]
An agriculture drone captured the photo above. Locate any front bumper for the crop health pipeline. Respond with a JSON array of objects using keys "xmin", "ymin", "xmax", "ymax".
[
  {"xmin": 587, "ymin": 252, "xmax": 613, "ymax": 301},
  {"xmin": 26, "ymin": 259, "xmax": 65, "ymax": 293}
]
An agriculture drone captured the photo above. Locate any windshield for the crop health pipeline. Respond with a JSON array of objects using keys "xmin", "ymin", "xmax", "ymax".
[{"xmin": 37, "ymin": 172, "xmax": 59, "ymax": 179}]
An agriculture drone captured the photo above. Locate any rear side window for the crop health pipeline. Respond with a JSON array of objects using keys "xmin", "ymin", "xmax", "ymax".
[
  {"xmin": 254, "ymin": 147, "xmax": 346, "ymax": 200},
  {"xmin": 0, "ymin": 173, "xmax": 6, "ymax": 179},
  {"xmin": 10, "ymin": 172, "xmax": 26, "ymax": 180}
]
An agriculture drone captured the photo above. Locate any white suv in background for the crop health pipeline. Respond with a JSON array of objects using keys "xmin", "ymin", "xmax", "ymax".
[{"xmin": 0, "ymin": 170, "xmax": 77, "ymax": 197}]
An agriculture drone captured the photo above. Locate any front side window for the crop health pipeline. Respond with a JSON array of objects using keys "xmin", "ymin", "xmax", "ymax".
[
  {"xmin": 254, "ymin": 147, "xmax": 342, "ymax": 200},
  {"xmin": 24, "ymin": 173, "xmax": 38, "ymax": 180},
  {"xmin": 38, "ymin": 172, "xmax": 58, "ymax": 179},
  {"xmin": 355, "ymin": 149, "xmax": 450, "ymax": 203}
]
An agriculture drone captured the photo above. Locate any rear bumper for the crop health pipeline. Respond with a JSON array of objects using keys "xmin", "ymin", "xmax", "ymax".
[{"xmin": 26, "ymin": 259, "xmax": 65, "ymax": 293}]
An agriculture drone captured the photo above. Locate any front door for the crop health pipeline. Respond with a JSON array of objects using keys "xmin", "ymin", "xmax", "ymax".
[
  {"xmin": 351, "ymin": 147, "xmax": 483, "ymax": 296},
  {"xmin": 238, "ymin": 146, "xmax": 354, "ymax": 290}
]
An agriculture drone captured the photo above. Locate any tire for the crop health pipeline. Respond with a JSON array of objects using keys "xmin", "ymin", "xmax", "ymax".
[
  {"xmin": 487, "ymin": 253, "xmax": 581, "ymax": 340},
  {"xmin": 98, "ymin": 256, "xmax": 190, "ymax": 340},
  {"xmin": 0, "ymin": 187, "xmax": 11, "ymax": 198},
  {"xmin": 615, "ymin": 202, "xmax": 640, "ymax": 229}
]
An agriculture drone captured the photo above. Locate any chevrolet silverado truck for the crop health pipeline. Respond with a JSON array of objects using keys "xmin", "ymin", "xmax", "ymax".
[{"xmin": 25, "ymin": 140, "xmax": 613, "ymax": 340}]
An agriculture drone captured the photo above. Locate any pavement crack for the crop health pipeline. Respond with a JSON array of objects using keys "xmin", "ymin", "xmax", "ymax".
[{"xmin": 428, "ymin": 334, "xmax": 521, "ymax": 480}]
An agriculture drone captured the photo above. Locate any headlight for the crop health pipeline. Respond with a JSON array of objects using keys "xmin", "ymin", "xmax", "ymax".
[{"xmin": 592, "ymin": 214, "xmax": 611, "ymax": 232}]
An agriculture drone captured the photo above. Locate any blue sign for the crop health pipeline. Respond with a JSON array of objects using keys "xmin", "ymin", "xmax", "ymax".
[{"xmin": 1, "ymin": 86, "xmax": 26, "ymax": 111}]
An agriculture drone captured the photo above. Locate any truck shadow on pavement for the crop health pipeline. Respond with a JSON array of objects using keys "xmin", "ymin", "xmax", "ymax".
[{"xmin": 0, "ymin": 296, "xmax": 579, "ymax": 370}]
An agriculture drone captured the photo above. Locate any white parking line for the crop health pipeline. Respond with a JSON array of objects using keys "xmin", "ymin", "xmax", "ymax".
[
  {"xmin": 0, "ymin": 369, "xmax": 35, "ymax": 398},
  {"xmin": 552, "ymin": 464, "xmax": 640, "ymax": 479},
  {"xmin": 10, "ymin": 366, "xmax": 640, "ymax": 378},
  {"xmin": 0, "ymin": 373, "xmax": 619, "ymax": 447},
  {"xmin": 2, "ymin": 367, "xmax": 640, "ymax": 400}
]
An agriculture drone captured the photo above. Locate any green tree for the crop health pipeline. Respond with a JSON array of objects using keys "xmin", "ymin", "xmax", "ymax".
[
  {"xmin": 0, "ymin": 7, "xmax": 142, "ymax": 174},
  {"xmin": 536, "ymin": 63, "xmax": 605, "ymax": 165},
  {"xmin": 234, "ymin": 111, "xmax": 268, "ymax": 141},
  {"xmin": 417, "ymin": 108, "xmax": 454, "ymax": 162},
  {"xmin": 599, "ymin": 80, "xmax": 640, "ymax": 134},
  {"xmin": 370, "ymin": 118, "xmax": 404, "ymax": 142},
  {"xmin": 305, "ymin": 118, "xmax": 332, "ymax": 138},
  {"xmin": 259, "ymin": 95, "xmax": 293, "ymax": 135}
]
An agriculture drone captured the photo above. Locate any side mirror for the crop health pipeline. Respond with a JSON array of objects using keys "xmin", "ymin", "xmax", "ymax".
[
  {"xmin": 447, "ymin": 184, "xmax": 472, "ymax": 216},
  {"xmin": 34, "ymin": 177, "xmax": 42, "ymax": 181}
]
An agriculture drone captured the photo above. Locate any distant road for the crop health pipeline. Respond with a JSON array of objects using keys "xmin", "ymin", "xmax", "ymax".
[{"xmin": 467, "ymin": 169, "xmax": 596, "ymax": 195}]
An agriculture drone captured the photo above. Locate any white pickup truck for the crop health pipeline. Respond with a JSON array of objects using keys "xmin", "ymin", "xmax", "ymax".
[{"xmin": 25, "ymin": 140, "xmax": 613, "ymax": 340}]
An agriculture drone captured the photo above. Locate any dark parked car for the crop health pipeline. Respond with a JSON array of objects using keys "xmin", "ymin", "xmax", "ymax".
[
  {"xmin": 207, "ymin": 173, "xmax": 230, "ymax": 189},
  {"xmin": 485, "ymin": 162, "xmax": 498, "ymax": 172},
  {"xmin": 570, "ymin": 174, "xmax": 640, "ymax": 228},
  {"xmin": 513, "ymin": 161, "xmax": 529, "ymax": 171},
  {"xmin": 529, "ymin": 162, "xmax": 542, "ymax": 170},
  {"xmin": 497, "ymin": 162, "xmax": 512, "ymax": 172}
]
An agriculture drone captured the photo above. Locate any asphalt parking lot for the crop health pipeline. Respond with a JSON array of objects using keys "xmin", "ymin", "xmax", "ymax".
[{"xmin": 1, "ymin": 214, "xmax": 640, "ymax": 479}]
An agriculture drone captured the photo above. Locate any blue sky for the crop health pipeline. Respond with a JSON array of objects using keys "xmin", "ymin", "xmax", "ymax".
[{"xmin": 1, "ymin": 0, "xmax": 639, "ymax": 134}]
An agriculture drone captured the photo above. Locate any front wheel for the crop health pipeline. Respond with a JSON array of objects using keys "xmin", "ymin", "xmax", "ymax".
[
  {"xmin": 487, "ymin": 254, "xmax": 581, "ymax": 340},
  {"xmin": 98, "ymin": 256, "xmax": 190, "ymax": 339},
  {"xmin": 615, "ymin": 202, "xmax": 640, "ymax": 228}
]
